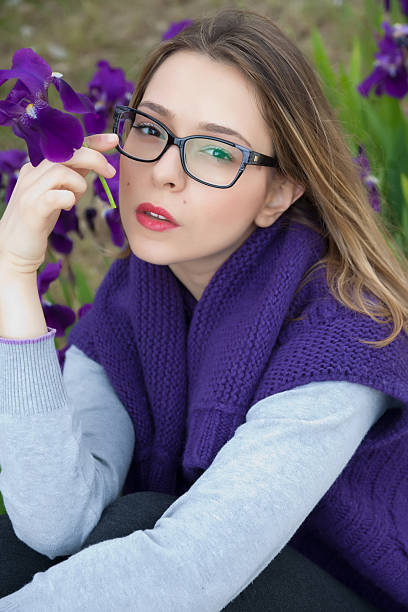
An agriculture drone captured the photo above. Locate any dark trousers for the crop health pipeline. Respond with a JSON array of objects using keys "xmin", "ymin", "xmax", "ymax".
[{"xmin": 0, "ymin": 491, "xmax": 381, "ymax": 611}]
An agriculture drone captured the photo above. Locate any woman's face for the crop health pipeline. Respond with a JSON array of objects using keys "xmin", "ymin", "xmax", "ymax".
[{"xmin": 119, "ymin": 50, "xmax": 302, "ymax": 299}]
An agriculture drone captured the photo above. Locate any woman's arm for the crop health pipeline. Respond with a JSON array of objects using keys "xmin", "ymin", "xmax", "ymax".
[
  {"xmin": 0, "ymin": 330, "xmax": 135, "ymax": 557},
  {"xmin": 0, "ymin": 337, "xmax": 390, "ymax": 610}
]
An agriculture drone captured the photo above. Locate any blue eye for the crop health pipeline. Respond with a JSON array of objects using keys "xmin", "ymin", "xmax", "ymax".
[{"xmin": 133, "ymin": 122, "xmax": 166, "ymax": 139}]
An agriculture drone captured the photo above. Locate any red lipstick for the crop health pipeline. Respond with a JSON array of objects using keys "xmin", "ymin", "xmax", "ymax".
[{"xmin": 136, "ymin": 202, "xmax": 180, "ymax": 232}]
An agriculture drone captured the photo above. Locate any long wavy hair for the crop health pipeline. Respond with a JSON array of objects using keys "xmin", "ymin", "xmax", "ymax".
[{"xmin": 114, "ymin": 8, "xmax": 408, "ymax": 348}]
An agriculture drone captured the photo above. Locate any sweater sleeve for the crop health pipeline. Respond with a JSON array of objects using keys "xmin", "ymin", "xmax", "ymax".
[
  {"xmin": 0, "ymin": 329, "xmax": 392, "ymax": 611},
  {"xmin": 0, "ymin": 328, "xmax": 135, "ymax": 557}
]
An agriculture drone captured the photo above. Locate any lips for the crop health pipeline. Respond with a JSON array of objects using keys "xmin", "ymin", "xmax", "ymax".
[{"xmin": 136, "ymin": 202, "xmax": 179, "ymax": 226}]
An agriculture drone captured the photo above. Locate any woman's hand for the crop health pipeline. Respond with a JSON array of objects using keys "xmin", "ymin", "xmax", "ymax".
[{"xmin": 0, "ymin": 133, "xmax": 119, "ymax": 275}]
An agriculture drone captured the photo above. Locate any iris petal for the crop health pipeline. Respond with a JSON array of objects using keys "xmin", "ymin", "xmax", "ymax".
[
  {"xmin": 0, "ymin": 48, "xmax": 51, "ymax": 95},
  {"xmin": 357, "ymin": 66, "xmax": 386, "ymax": 97},
  {"xmin": 49, "ymin": 231, "xmax": 74, "ymax": 255},
  {"xmin": 11, "ymin": 120, "xmax": 44, "ymax": 167},
  {"xmin": 42, "ymin": 303, "xmax": 76, "ymax": 337},
  {"xmin": 37, "ymin": 260, "xmax": 63, "ymax": 297},
  {"xmin": 0, "ymin": 149, "xmax": 27, "ymax": 173},
  {"xmin": 383, "ymin": 68, "xmax": 408, "ymax": 98},
  {"xmin": 36, "ymin": 105, "xmax": 84, "ymax": 163},
  {"xmin": 84, "ymin": 109, "xmax": 107, "ymax": 135},
  {"xmin": 5, "ymin": 175, "xmax": 17, "ymax": 204},
  {"xmin": 54, "ymin": 207, "xmax": 83, "ymax": 239},
  {"xmin": 103, "ymin": 207, "xmax": 126, "ymax": 247},
  {"xmin": 52, "ymin": 77, "xmax": 94, "ymax": 114}
]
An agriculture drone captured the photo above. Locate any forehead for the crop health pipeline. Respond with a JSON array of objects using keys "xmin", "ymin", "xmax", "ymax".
[{"xmin": 142, "ymin": 50, "xmax": 271, "ymax": 150}]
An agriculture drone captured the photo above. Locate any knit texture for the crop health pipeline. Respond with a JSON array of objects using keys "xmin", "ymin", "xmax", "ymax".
[{"xmin": 67, "ymin": 212, "xmax": 408, "ymax": 610}]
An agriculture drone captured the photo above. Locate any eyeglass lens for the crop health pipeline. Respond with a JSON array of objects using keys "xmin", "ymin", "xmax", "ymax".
[{"xmin": 116, "ymin": 110, "xmax": 243, "ymax": 186}]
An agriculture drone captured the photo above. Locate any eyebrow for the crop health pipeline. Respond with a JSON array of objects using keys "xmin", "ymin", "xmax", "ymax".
[{"xmin": 137, "ymin": 101, "xmax": 253, "ymax": 149}]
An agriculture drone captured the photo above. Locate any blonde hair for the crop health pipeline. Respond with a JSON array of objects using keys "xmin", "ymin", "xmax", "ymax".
[{"xmin": 114, "ymin": 8, "xmax": 408, "ymax": 348}]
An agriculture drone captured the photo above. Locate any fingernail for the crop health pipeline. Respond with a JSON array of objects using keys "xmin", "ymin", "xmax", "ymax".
[{"xmin": 108, "ymin": 165, "xmax": 116, "ymax": 176}]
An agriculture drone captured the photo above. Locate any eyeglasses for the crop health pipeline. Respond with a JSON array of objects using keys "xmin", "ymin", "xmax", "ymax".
[{"xmin": 112, "ymin": 104, "xmax": 279, "ymax": 189}]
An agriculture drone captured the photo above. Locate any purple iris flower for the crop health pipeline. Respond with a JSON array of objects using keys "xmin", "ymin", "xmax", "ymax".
[
  {"xmin": 49, "ymin": 205, "xmax": 84, "ymax": 255},
  {"xmin": 384, "ymin": 0, "xmax": 390, "ymax": 10},
  {"xmin": 353, "ymin": 146, "xmax": 381, "ymax": 213},
  {"xmin": 162, "ymin": 20, "xmax": 193, "ymax": 40},
  {"xmin": 0, "ymin": 149, "xmax": 28, "ymax": 203},
  {"xmin": 83, "ymin": 60, "xmax": 134, "ymax": 136},
  {"xmin": 84, "ymin": 207, "xmax": 98, "ymax": 234},
  {"xmin": 357, "ymin": 21, "xmax": 408, "ymax": 98},
  {"xmin": 0, "ymin": 48, "xmax": 94, "ymax": 166},
  {"xmin": 102, "ymin": 206, "xmax": 126, "ymax": 248},
  {"xmin": 37, "ymin": 260, "xmax": 76, "ymax": 338}
]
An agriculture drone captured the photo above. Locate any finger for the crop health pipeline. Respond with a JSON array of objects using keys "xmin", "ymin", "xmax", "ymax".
[
  {"xmin": 29, "ymin": 165, "xmax": 88, "ymax": 204},
  {"xmin": 17, "ymin": 133, "xmax": 118, "ymax": 184},
  {"xmin": 44, "ymin": 189, "xmax": 76, "ymax": 209},
  {"xmin": 59, "ymin": 146, "xmax": 117, "ymax": 178}
]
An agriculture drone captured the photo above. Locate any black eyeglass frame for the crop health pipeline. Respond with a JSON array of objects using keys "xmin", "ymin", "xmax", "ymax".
[{"xmin": 113, "ymin": 104, "xmax": 279, "ymax": 189}]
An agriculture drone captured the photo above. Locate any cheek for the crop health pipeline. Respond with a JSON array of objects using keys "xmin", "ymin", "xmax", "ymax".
[
  {"xmin": 119, "ymin": 160, "xmax": 148, "ymax": 201},
  {"xmin": 205, "ymin": 183, "xmax": 259, "ymax": 226}
]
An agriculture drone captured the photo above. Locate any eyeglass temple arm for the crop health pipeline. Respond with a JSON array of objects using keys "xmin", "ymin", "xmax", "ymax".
[{"xmin": 247, "ymin": 151, "xmax": 278, "ymax": 167}]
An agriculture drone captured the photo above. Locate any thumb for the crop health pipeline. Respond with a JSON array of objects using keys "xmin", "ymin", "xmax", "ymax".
[{"xmin": 83, "ymin": 133, "xmax": 119, "ymax": 151}]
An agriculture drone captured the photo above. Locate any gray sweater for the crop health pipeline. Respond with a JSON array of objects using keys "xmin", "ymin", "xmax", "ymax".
[{"xmin": 0, "ymin": 327, "xmax": 393, "ymax": 611}]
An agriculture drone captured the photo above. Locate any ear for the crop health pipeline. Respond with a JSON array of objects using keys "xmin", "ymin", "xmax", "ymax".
[{"xmin": 255, "ymin": 176, "xmax": 305, "ymax": 228}]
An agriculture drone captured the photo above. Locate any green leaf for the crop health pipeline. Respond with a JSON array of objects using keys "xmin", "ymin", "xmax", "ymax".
[
  {"xmin": 400, "ymin": 175, "xmax": 408, "ymax": 242},
  {"xmin": 349, "ymin": 37, "xmax": 362, "ymax": 84},
  {"xmin": 71, "ymin": 262, "xmax": 94, "ymax": 305},
  {"xmin": 311, "ymin": 28, "xmax": 338, "ymax": 107}
]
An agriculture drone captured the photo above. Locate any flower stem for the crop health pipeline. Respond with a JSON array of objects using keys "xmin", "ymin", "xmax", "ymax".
[
  {"xmin": 83, "ymin": 141, "xmax": 117, "ymax": 209},
  {"xmin": 98, "ymin": 175, "xmax": 117, "ymax": 208}
]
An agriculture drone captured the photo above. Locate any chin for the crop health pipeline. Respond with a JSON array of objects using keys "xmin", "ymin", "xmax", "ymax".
[{"xmin": 127, "ymin": 240, "xmax": 175, "ymax": 266}]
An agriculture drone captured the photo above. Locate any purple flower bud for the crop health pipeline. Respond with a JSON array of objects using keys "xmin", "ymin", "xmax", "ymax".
[
  {"xmin": 162, "ymin": 20, "xmax": 193, "ymax": 40},
  {"xmin": 37, "ymin": 260, "xmax": 63, "ymax": 298},
  {"xmin": 353, "ymin": 146, "xmax": 381, "ymax": 213}
]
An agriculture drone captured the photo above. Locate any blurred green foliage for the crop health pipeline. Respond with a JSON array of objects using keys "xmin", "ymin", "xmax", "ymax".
[{"xmin": 311, "ymin": 0, "xmax": 408, "ymax": 258}]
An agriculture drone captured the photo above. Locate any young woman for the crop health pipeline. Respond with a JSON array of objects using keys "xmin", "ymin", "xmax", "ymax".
[{"xmin": 0, "ymin": 8, "xmax": 407, "ymax": 611}]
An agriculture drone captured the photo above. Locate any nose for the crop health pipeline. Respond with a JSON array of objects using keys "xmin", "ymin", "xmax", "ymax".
[{"xmin": 151, "ymin": 143, "xmax": 187, "ymax": 191}]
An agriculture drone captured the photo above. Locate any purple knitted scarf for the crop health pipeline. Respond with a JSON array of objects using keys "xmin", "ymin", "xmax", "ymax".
[{"xmin": 67, "ymin": 212, "xmax": 408, "ymax": 610}]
